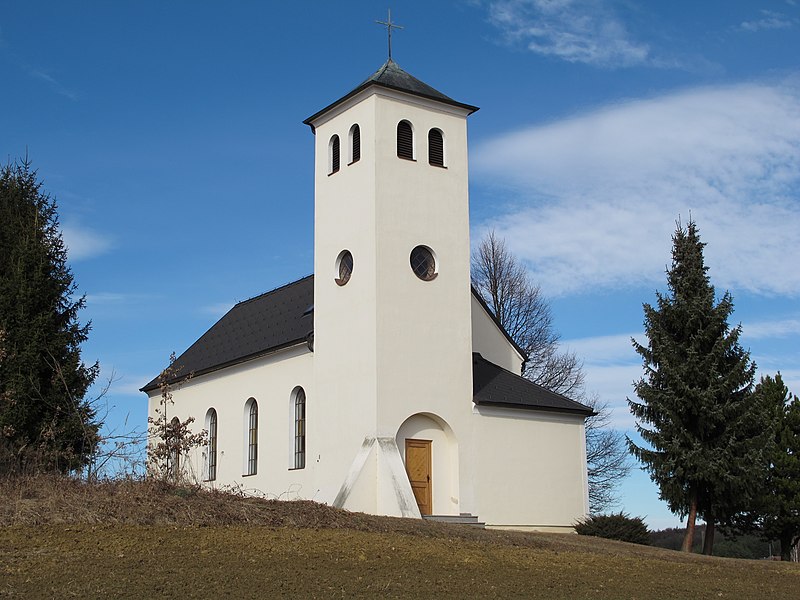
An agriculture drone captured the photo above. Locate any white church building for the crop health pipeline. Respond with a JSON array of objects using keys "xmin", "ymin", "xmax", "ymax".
[{"xmin": 142, "ymin": 59, "xmax": 592, "ymax": 531}]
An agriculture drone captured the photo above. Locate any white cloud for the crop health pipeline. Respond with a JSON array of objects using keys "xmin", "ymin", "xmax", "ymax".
[
  {"xmin": 564, "ymin": 332, "xmax": 639, "ymax": 365},
  {"xmin": 86, "ymin": 292, "xmax": 128, "ymax": 305},
  {"xmin": 486, "ymin": 0, "xmax": 651, "ymax": 68},
  {"xmin": 739, "ymin": 10, "xmax": 796, "ymax": 32},
  {"xmin": 199, "ymin": 302, "xmax": 234, "ymax": 317},
  {"xmin": 744, "ymin": 317, "xmax": 800, "ymax": 339},
  {"xmin": 473, "ymin": 78, "xmax": 800, "ymax": 296},
  {"xmin": 62, "ymin": 223, "xmax": 113, "ymax": 261}
]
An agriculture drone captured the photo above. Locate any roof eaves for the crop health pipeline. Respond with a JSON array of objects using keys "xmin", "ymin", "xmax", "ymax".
[
  {"xmin": 304, "ymin": 62, "xmax": 478, "ymax": 131},
  {"xmin": 140, "ymin": 338, "xmax": 309, "ymax": 394},
  {"xmin": 473, "ymin": 398, "xmax": 595, "ymax": 416}
]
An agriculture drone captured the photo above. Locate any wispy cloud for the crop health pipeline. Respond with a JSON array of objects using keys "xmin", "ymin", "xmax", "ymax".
[
  {"xmin": 199, "ymin": 302, "xmax": 234, "ymax": 317},
  {"xmin": 564, "ymin": 332, "xmax": 639, "ymax": 365},
  {"xmin": 739, "ymin": 10, "xmax": 796, "ymax": 32},
  {"xmin": 29, "ymin": 69, "xmax": 79, "ymax": 101},
  {"xmin": 86, "ymin": 292, "xmax": 129, "ymax": 305},
  {"xmin": 485, "ymin": 0, "xmax": 651, "ymax": 68},
  {"xmin": 473, "ymin": 78, "xmax": 800, "ymax": 297},
  {"xmin": 744, "ymin": 317, "xmax": 800, "ymax": 339},
  {"xmin": 62, "ymin": 222, "xmax": 113, "ymax": 260}
]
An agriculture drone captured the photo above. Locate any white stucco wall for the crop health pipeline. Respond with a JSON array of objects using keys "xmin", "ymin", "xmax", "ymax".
[
  {"xmin": 470, "ymin": 294, "xmax": 524, "ymax": 374},
  {"xmin": 470, "ymin": 405, "xmax": 589, "ymax": 531},
  {"xmin": 147, "ymin": 345, "xmax": 325, "ymax": 501}
]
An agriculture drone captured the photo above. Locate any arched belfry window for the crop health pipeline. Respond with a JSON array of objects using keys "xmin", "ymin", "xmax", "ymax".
[
  {"xmin": 293, "ymin": 387, "xmax": 306, "ymax": 469},
  {"xmin": 206, "ymin": 408, "xmax": 217, "ymax": 481},
  {"xmin": 349, "ymin": 124, "xmax": 361, "ymax": 164},
  {"xmin": 329, "ymin": 135, "xmax": 340, "ymax": 174},
  {"xmin": 397, "ymin": 120, "xmax": 414, "ymax": 160},
  {"xmin": 244, "ymin": 398, "xmax": 258, "ymax": 476},
  {"xmin": 428, "ymin": 128, "xmax": 444, "ymax": 167}
]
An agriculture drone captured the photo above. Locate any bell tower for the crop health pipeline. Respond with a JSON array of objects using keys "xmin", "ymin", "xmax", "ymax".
[{"xmin": 304, "ymin": 60, "xmax": 478, "ymax": 513}]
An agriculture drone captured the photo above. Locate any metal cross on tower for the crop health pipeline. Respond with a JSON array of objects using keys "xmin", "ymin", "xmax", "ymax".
[{"xmin": 375, "ymin": 9, "xmax": 403, "ymax": 60}]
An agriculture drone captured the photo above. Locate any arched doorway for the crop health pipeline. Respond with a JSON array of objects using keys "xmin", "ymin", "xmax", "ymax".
[{"xmin": 396, "ymin": 413, "xmax": 459, "ymax": 516}]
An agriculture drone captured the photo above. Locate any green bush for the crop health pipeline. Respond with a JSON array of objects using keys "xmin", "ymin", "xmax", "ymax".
[{"xmin": 575, "ymin": 512, "xmax": 650, "ymax": 545}]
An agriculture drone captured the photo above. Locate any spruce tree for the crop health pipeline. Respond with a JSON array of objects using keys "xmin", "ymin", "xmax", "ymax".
[
  {"xmin": 0, "ymin": 160, "xmax": 100, "ymax": 473},
  {"xmin": 752, "ymin": 374, "xmax": 800, "ymax": 560},
  {"xmin": 628, "ymin": 220, "xmax": 759, "ymax": 554}
]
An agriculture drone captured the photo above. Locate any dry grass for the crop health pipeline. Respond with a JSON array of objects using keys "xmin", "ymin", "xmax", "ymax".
[{"xmin": 1, "ymin": 476, "xmax": 798, "ymax": 599}]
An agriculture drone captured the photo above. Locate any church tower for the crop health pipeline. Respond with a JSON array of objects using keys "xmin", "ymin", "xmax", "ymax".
[{"xmin": 304, "ymin": 60, "xmax": 479, "ymax": 515}]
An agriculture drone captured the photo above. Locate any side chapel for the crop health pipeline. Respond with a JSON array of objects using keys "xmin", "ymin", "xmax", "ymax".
[{"xmin": 142, "ymin": 58, "xmax": 592, "ymax": 531}]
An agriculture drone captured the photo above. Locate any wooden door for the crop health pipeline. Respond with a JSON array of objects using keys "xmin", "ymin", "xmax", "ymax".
[{"xmin": 405, "ymin": 439, "xmax": 432, "ymax": 515}]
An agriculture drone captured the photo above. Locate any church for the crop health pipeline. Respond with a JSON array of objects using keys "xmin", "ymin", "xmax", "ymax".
[{"xmin": 142, "ymin": 57, "xmax": 592, "ymax": 532}]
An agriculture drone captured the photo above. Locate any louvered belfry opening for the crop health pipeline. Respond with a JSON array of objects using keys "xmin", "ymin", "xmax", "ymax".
[
  {"xmin": 428, "ymin": 128, "xmax": 444, "ymax": 167},
  {"xmin": 330, "ymin": 135, "xmax": 340, "ymax": 174},
  {"xmin": 397, "ymin": 120, "xmax": 414, "ymax": 160},
  {"xmin": 350, "ymin": 124, "xmax": 360, "ymax": 163}
]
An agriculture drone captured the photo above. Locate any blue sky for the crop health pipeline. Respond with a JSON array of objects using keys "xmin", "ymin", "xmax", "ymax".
[{"xmin": 3, "ymin": 1, "xmax": 799, "ymax": 529}]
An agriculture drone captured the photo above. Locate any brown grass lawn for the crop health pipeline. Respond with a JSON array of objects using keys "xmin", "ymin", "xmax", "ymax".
[{"xmin": 1, "ymin": 477, "xmax": 797, "ymax": 599}]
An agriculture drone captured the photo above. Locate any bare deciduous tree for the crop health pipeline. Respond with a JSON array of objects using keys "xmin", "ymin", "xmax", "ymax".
[
  {"xmin": 472, "ymin": 231, "xmax": 630, "ymax": 512},
  {"xmin": 147, "ymin": 354, "xmax": 207, "ymax": 484},
  {"xmin": 472, "ymin": 230, "xmax": 583, "ymax": 395}
]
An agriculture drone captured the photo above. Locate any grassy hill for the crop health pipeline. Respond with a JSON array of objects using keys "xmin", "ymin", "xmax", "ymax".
[{"xmin": 1, "ymin": 477, "xmax": 797, "ymax": 599}]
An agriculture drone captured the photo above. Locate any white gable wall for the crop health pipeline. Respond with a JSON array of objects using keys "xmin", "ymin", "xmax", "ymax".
[{"xmin": 470, "ymin": 294, "xmax": 524, "ymax": 374}]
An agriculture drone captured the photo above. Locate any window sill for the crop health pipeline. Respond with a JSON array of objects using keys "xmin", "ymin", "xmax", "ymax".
[
  {"xmin": 288, "ymin": 467, "xmax": 305, "ymax": 471},
  {"xmin": 398, "ymin": 156, "xmax": 416, "ymax": 162},
  {"xmin": 242, "ymin": 473, "xmax": 257, "ymax": 477},
  {"xmin": 429, "ymin": 163, "xmax": 447, "ymax": 169},
  {"xmin": 347, "ymin": 159, "xmax": 360, "ymax": 166}
]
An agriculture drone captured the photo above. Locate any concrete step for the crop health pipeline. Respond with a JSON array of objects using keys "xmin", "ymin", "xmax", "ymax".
[{"xmin": 423, "ymin": 513, "xmax": 485, "ymax": 528}]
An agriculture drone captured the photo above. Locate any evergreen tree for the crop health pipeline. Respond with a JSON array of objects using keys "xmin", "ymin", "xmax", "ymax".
[
  {"xmin": 628, "ymin": 220, "xmax": 759, "ymax": 554},
  {"xmin": 751, "ymin": 373, "xmax": 800, "ymax": 561},
  {"xmin": 0, "ymin": 159, "xmax": 100, "ymax": 473}
]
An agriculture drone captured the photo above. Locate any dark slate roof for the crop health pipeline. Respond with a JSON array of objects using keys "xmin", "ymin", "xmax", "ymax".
[
  {"xmin": 142, "ymin": 277, "xmax": 590, "ymax": 419},
  {"xmin": 472, "ymin": 353, "xmax": 594, "ymax": 416},
  {"xmin": 140, "ymin": 275, "xmax": 314, "ymax": 392},
  {"xmin": 303, "ymin": 59, "xmax": 479, "ymax": 128}
]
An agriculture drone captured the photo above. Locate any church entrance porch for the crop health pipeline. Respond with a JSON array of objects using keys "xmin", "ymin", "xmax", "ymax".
[{"xmin": 396, "ymin": 413, "xmax": 459, "ymax": 517}]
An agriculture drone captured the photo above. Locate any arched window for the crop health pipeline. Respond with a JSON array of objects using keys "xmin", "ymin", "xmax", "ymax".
[
  {"xmin": 349, "ymin": 124, "xmax": 361, "ymax": 164},
  {"xmin": 244, "ymin": 398, "xmax": 258, "ymax": 475},
  {"xmin": 168, "ymin": 416, "xmax": 181, "ymax": 482},
  {"xmin": 397, "ymin": 120, "xmax": 414, "ymax": 160},
  {"xmin": 293, "ymin": 388, "xmax": 306, "ymax": 469},
  {"xmin": 329, "ymin": 135, "xmax": 340, "ymax": 174},
  {"xmin": 205, "ymin": 408, "xmax": 217, "ymax": 482},
  {"xmin": 428, "ymin": 128, "xmax": 444, "ymax": 167}
]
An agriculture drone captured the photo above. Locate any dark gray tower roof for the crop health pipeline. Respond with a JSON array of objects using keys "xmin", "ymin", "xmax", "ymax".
[{"xmin": 304, "ymin": 59, "xmax": 478, "ymax": 129}]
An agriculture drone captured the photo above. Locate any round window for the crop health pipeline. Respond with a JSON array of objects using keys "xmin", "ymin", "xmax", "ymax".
[
  {"xmin": 335, "ymin": 250, "xmax": 353, "ymax": 286},
  {"xmin": 410, "ymin": 246, "xmax": 437, "ymax": 281}
]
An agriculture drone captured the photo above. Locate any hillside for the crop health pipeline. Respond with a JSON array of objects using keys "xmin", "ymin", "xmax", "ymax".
[{"xmin": 1, "ymin": 477, "xmax": 797, "ymax": 599}]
